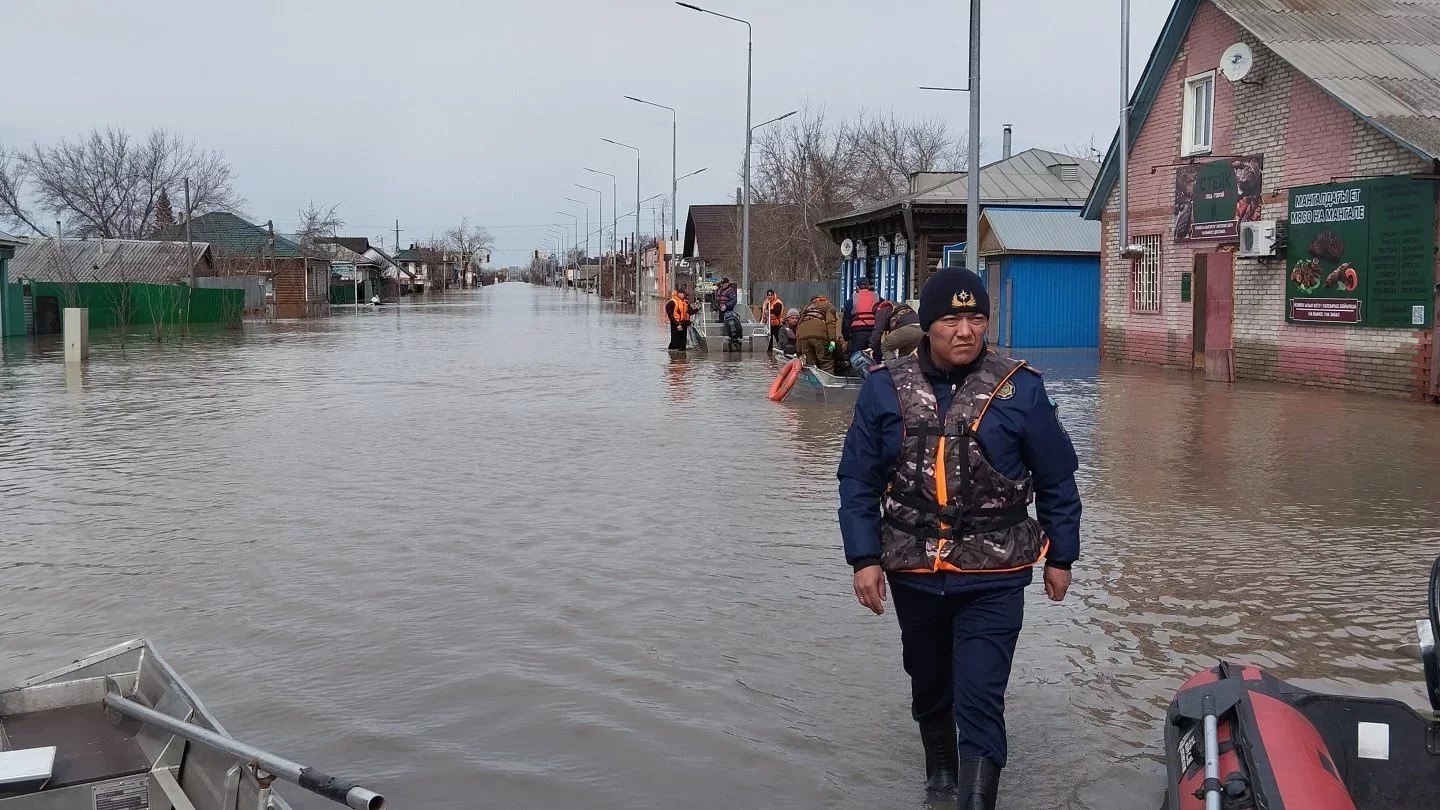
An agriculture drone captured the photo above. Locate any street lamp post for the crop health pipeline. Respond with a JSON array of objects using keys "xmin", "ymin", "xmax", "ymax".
[
  {"xmin": 624, "ymin": 96, "xmax": 679, "ymax": 254},
  {"xmin": 556, "ymin": 211, "xmax": 578, "ymax": 290},
  {"xmin": 577, "ymin": 184, "xmax": 603, "ymax": 296},
  {"xmin": 547, "ymin": 227, "xmax": 567, "ymax": 288},
  {"xmin": 673, "ymin": 167, "xmax": 707, "ymax": 293},
  {"xmin": 677, "ymin": 2, "xmax": 751, "ymax": 310},
  {"xmin": 602, "ymin": 137, "xmax": 642, "ymax": 312},
  {"xmin": 584, "ymin": 167, "xmax": 619, "ymax": 303},
  {"xmin": 564, "ymin": 197, "xmax": 591, "ymax": 293}
]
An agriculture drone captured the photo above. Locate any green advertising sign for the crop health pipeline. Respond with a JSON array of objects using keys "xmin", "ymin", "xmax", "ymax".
[{"xmin": 1286, "ymin": 178, "xmax": 1435, "ymax": 328}]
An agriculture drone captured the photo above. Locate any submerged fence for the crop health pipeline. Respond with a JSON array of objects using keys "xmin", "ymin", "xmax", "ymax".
[{"xmin": 27, "ymin": 282, "xmax": 244, "ymax": 332}]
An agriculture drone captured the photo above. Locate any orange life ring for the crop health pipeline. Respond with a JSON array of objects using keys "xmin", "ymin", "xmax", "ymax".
[{"xmin": 768, "ymin": 358, "xmax": 802, "ymax": 402}]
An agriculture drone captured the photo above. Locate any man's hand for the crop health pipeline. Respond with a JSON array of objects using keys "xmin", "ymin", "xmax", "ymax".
[
  {"xmin": 853, "ymin": 565, "xmax": 887, "ymax": 615},
  {"xmin": 1043, "ymin": 565, "xmax": 1072, "ymax": 602}
]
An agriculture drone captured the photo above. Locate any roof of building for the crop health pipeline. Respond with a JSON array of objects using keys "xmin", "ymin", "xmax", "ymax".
[
  {"xmin": 979, "ymin": 208, "xmax": 1101, "ymax": 256},
  {"xmin": 10, "ymin": 238, "xmax": 212, "ymax": 283},
  {"xmin": 394, "ymin": 245, "xmax": 424, "ymax": 262},
  {"xmin": 0, "ymin": 230, "xmax": 24, "ymax": 249},
  {"xmin": 181, "ymin": 211, "xmax": 303, "ymax": 257},
  {"xmin": 816, "ymin": 149, "xmax": 1100, "ymax": 232},
  {"xmin": 1083, "ymin": 0, "xmax": 1440, "ymax": 220},
  {"xmin": 682, "ymin": 203, "xmax": 794, "ymax": 258},
  {"xmin": 317, "ymin": 236, "xmax": 371, "ymax": 255}
]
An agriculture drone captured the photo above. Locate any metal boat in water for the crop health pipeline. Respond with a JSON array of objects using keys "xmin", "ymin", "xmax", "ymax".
[
  {"xmin": 0, "ymin": 639, "xmax": 384, "ymax": 810},
  {"xmin": 770, "ymin": 349, "xmax": 865, "ymax": 401}
]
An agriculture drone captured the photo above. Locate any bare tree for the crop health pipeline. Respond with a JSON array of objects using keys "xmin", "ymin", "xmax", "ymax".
[
  {"xmin": 294, "ymin": 201, "xmax": 345, "ymax": 257},
  {"xmin": 739, "ymin": 107, "xmax": 970, "ymax": 283},
  {"xmin": 0, "ymin": 129, "xmax": 241, "ymax": 239},
  {"xmin": 1053, "ymin": 134, "xmax": 1104, "ymax": 164}
]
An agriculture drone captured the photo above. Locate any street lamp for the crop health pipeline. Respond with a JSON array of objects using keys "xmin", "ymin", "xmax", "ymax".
[
  {"xmin": 624, "ymin": 95, "xmax": 679, "ymax": 251},
  {"xmin": 677, "ymin": 1, "xmax": 752, "ymax": 309},
  {"xmin": 918, "ymin": 1, "xmax": 982, "ymax": 272},
  {"xmin": 602, "ymin": 137, "xmax": 643, "ymax": 312},
  {"xmin": 583, "ymin": 168, "xmax": 619, "ymax": 302},
  {"xmin": 556, "ymin": 211, "xmax": 578, "ymax": 289},
  {"xmin": 753, "ymin": 110, "xmax": 797, "ymax": 132},
  {"xmin": 577, "ymin": 184, "xmax": 603, "ymax": 296},
  {"xmin": 563, "ymin": 196, "xmax": 591, "ymax": 278}
]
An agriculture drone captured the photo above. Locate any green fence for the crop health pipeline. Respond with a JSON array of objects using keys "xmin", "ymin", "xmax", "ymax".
[
  {"xmin": 28, "ymin": 282, "xmax": 244, "ymax": 331},
  {"xmin": 2, "ymin": 283, "xmax": 21, "ymax": 337},
  {"xmin": 329, "ymin": 283, "xmax": 357, "ymax": 304}
]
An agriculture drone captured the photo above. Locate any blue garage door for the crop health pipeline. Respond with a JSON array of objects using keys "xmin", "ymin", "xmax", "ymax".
[{"xmin": 1000, "ymin": 255, "xmax": 1099, "ymax": 348}]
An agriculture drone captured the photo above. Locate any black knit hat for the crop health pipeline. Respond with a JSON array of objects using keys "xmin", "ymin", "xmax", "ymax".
[{"xmin": 919, "ymin": 268, "xmax": 990, "ymax": 330}]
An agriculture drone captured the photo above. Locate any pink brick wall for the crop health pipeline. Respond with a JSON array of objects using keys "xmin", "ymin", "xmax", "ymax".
[{"xmin": 1100, "ymin": 0, "xmax": 1434, "ymax": 398}]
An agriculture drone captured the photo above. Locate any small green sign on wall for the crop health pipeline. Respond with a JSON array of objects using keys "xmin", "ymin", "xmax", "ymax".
[{"xmin": 1180, "ymin": 272, "xmax": 1192, "ymax": 303}]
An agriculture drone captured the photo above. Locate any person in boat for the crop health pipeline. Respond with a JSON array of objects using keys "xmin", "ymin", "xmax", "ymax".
[
  {"xmin": 763, "ymin": 289, "xmax": 785, "ymax": 352},
  {"xmin": 715, "ymin": 277, "xmax": 738, "ymax": 323},
  {"xmin": 777, "ymin": 308, "xmax": 800, "ymax": 355},
  {"xmin": 842, "ymin": 277, "xmax": 879, "ymax": 365},
  {"xmin": 665, "ymin": 289, "xmax": 693, "ymax": 352},
  {"xmin": 836, "ymin": 268, "xmax": 1081, "ymax": 809},
  {"xmin": 795, "ymin": 295, "xmax": 839, "ymax": 373},
  {"xmin": 873, "ymin": 300, "xmax": 922, "ymax": 361}
]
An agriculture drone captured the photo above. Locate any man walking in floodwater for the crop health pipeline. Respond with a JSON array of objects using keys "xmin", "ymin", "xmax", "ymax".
[{"xmin": 836, "ymin": 268, "xmax": 1081, "ymax": 809}]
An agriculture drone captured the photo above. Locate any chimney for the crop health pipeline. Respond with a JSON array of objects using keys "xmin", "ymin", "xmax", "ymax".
[
  {"xmin": 1002, "ymin": 124, "xmax": 1013, "ymax": 160},
  {"xmin": 735, "ymin": 187, "xmax": 742, "ymax": 206}
]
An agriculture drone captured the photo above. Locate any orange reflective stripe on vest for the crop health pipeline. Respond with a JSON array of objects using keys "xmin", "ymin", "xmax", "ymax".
[
  {"xmin": 767, "ymin": 297, "xmax": 784, "ymax": 326},
  {"xmin": 851, "ymin": 289, "xmax": 877, "ymax": 329}
]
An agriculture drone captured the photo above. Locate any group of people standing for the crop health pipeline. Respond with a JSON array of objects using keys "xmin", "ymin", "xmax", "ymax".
[{"xmin": 764, "ymin": 278, "xmax": 923, "ymax": 376}]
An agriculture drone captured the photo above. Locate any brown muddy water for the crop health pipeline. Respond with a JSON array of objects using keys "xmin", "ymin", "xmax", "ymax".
[{"xmin": 1, "ymin": 283, "xmax": 1436, "ymax": 809}]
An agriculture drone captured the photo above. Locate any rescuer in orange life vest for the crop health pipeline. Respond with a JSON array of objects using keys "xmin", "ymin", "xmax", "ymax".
[
  {"xmin": 763, "ymin": 289, "xmax": 785, "ymax": 353},
  {"xmin": 836, "ymin": 268, "xmax": 1081, "ymax": 809},
  {"xmin": 842, "ymin": 277, "xmax": 879, "ymax": 365},
  {"xmin": 665, "ymin": 289, "xmax": 692, "ymax": 352}
]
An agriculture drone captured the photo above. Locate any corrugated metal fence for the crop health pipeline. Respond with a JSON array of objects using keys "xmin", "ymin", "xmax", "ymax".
[
  {"xmin": 191, "ymin": 276, "xmax": 265, "ymax": 314},
  {"xmin": 747, "ymin": 280, "xmax": 839, "ymax": 317}
]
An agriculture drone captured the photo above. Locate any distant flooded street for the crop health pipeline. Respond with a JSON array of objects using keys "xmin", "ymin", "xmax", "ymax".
[{"xmin": 1, "ymin": 283, "xmax": 1435, "ymax": 809}]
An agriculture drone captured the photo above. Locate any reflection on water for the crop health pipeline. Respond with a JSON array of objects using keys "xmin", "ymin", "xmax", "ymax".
[{"xmin": 1, "ymin": 285, "xmax": 1435, "ymax": 810}]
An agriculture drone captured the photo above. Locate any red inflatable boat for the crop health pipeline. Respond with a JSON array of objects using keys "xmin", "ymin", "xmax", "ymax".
[{"xmin": 1164, "ymin": 557, "xmax": 1440, "ymax": 810}]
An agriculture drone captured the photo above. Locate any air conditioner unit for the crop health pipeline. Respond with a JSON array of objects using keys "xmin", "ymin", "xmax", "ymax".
[{"xmin": 1238, "ymin": 219, "xmax": 1282, "ymax": 257}]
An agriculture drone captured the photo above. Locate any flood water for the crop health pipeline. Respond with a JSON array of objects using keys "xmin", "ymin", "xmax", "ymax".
[{"xmin": 2, "ymin": 283, "xmax": 1436, "ymax": 809}]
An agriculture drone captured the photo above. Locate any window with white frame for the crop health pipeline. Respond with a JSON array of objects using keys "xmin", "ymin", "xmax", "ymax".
[
  {"xmin": 1131, "ymin": 235, "xmax": 1162, "ymax": 313},
  {"xmin": 1181, "ymin": 71, "xmax": 1215, "ymax": 156}
]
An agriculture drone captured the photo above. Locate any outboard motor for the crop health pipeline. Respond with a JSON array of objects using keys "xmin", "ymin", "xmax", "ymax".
[{"xmin": 723, "ymin": 310, "xmax": 744, "ymax": 351}]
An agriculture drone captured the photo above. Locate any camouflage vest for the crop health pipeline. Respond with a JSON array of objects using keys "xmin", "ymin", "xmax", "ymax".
[{"xmin": 879, "ymin": 352, "xmax": 1048, "ymax": 574}]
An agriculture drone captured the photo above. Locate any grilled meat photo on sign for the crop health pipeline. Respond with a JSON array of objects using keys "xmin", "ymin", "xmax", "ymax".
[
  {"xmin": 1308, "ymin": 228, "xmax": 1345, "ymax": 263},
  {"xmin": 1291, "ymin": 258, "xmax": 1322, "ymax": 291}
]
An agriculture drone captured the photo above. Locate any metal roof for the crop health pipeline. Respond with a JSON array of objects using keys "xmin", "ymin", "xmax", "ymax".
[
  {"xmin": 817, "ymin": 149, "xmax": 1099, "ymax": 231},
  {"xmin": 1084, "ymin": 0, "xmax": 1440, "ymax": 220},
  {"xmin": 182, "ymin": 211, "xmax": 304, "ymax": 257},
  {"xmin": 10, "ymin": 238, "xmax": 211, "ymax": 283},
  {"xmin": 978, "ymin": 208, "xmax": 1101, "ymax": 256},
  {"xmin": 0, "ymin": 230, "xmax": 24, "ymax": 248}
]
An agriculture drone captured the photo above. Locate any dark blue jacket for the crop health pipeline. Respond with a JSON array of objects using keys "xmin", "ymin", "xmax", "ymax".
[
  {"xmin": 837, "ymin": 346, "xmax": 1081, "ymax": 595},
  {"xmin": 717, "ymin": 285, "xmax": 737, "ymax": 316}
]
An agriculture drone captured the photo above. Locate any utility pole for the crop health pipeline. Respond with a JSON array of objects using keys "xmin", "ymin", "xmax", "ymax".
[
  {"xmin": 183, "ymin": 178, "xmax": 195, "ymax": 287},
  {"xmin": 966, "ymin": 0, "xmax": 981, "ymax": 273}
]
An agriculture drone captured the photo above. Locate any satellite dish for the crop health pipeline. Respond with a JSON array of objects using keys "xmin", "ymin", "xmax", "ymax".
[
  {"xmin": 1221, "ymin": 43, "xmax": 1254, "ymax": 82},
  {"xmin": 840, "ymin": 238, "xmax": 854, "ymax": 257}
]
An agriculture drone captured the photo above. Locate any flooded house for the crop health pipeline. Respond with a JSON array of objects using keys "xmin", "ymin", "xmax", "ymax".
[
  {"xmin": 1084, "ymin": 0, "xmax": 1440, "ymax": 399},
  {"xmin": 181, "ymin": 212, "xmax": 329, "ymax": 319},
  {"xmin": 816, "ymin": 145, "xmax": 1099, "ymax": 325}
]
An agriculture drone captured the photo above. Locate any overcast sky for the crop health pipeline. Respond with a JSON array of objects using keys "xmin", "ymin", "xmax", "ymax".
[{"xmin": 5, "ymin": 0, "xmax": 1171, "ymax": 264}]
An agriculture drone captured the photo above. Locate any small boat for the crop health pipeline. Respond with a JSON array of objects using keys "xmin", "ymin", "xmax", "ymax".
[
  {"xmin": 770, "ymin": 348, "xmax": 865, "ymax": 400},
  {"xmin": 1164, "ymin": 555, "xmax": 1440, "ymax": 809},
  {"xmin": 0, "ymin": 639, "xmax": 384, "ymax": 810}
]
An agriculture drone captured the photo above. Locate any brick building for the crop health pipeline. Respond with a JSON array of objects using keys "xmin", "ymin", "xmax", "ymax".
[{"xmin": 1083, "ymin": 0, "xmax": 1440, "ymax": 399}]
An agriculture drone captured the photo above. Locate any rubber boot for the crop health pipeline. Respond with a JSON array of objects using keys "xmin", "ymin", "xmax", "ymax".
[
  {"xmin": 919, "ymin": 716, "xmax": 959, "ymax": 796},
  {"xmin": 956, "ymin": 758, "xmax": 1001, "ymax": 810}
]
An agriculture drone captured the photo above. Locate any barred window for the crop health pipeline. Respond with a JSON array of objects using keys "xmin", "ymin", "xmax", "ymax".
[{"xmin": 1131, "ymin": 234, "xmax": 1162, "ymax": 313}]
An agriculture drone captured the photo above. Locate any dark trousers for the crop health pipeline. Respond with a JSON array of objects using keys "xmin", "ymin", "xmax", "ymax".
[
  {"xmin": 668, "ymin": 322, "xmax": 688, "ymax": 351},
  {"xmin": 891, "ymin": 580, "xmax": 1025, "ymax": 767},
  {"xmin": 768, "ymin": 325, "xmax": 782, "ymax": 352},
  {"xmin": 849, "ymin": 328, "xmax": 873, "ymax": 359}
]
